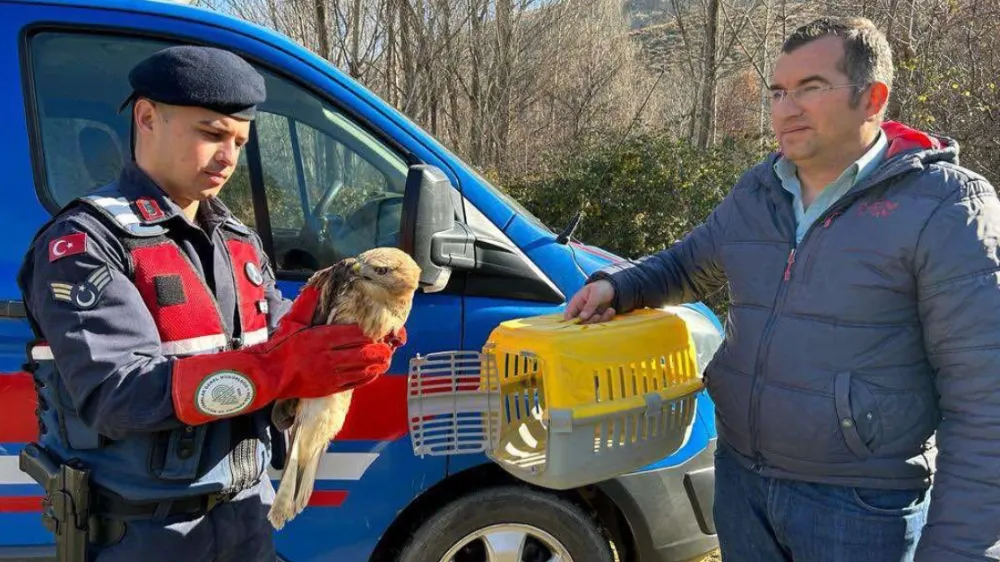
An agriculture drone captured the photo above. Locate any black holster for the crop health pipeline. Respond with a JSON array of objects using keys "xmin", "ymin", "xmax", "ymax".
[{"xmin": 19, "ymin": 443, "xmax": 92, "ymax": 562}]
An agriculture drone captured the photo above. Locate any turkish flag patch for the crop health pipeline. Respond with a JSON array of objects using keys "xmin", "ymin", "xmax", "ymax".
[{"xmin": 48, "ymin": 233, "xmax": 87, "ymax": 262}]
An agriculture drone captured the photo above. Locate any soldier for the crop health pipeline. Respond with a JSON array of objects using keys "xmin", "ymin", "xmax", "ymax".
[{"xmin": 16, "ymin": 45, "xmax": 403, "ymax": 561}]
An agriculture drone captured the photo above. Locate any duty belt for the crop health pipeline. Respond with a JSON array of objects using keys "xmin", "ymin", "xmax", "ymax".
[{"xmin": 94, "ymin": 488, "xmax": 237, "ymax": 520}]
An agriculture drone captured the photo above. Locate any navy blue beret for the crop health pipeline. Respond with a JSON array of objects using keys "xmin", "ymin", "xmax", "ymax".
[{"xmin": 120, "ymin": 45, "xmax": 266, "ymax": 119}]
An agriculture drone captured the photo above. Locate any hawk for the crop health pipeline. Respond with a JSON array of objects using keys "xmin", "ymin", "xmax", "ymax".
[{"xmin": 267, "ymin": 247, "xmax": 420, "ymax": 529}]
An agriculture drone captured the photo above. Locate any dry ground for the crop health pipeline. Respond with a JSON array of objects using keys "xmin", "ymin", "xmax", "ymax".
[{"xmin": 707, "ymin": 549, "xmax": 722, "ymax": 561}]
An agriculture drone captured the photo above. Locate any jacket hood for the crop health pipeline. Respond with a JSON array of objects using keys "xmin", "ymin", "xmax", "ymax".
[
  {"xmin": 753, "ymin": 120, "xmax": 959, "ymax": 188},
  {"xmin": 881, "ymin": 120, "xmax": 956, "ymax": 162}
]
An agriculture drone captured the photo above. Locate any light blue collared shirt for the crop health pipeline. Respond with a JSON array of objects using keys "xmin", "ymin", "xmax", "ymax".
[{"xmin": 774, "ymin": 130, "xmax": 889, "ymax": 243}]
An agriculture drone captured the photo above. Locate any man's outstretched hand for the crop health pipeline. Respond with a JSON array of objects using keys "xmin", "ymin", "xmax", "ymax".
[{"xmin": 563, "ymin": 280, "xmax": 616, "ymax": 324}]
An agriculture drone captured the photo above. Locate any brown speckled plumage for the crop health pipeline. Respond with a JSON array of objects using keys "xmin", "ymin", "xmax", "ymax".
[{"xmin": 267, "ymin": 247, "xmax": 420, "ymax": 529}]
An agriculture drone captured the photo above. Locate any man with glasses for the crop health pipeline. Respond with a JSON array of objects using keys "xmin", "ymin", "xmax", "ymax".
[{"xmin": 565, "ymin": 16, "xmax": 1000, "ymax": 562}]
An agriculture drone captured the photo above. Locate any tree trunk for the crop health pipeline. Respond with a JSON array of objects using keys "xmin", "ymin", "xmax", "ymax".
[
  {"xmin": 698, "ymin": 0, "xmax": 720, "ymax": 149},
  {"xmin": 268, "ymin": 0, "xmax": 279, "ymax": 30},
  {"xmin": 386, "ymin": 0, "xmax": 396, "ymax": 107},
  {"xmin": 398, "ymin": 0, "xmax": 415, "ymax": 112},
  {"xmin": 760, "ymin": 0, "xmax": 772, "ymax": 152},
  {"xmin": 348, "ymin": 0, "xmax": 362, "ymax": 77},
  {"xmin": 884, "ymin": 0, "xmax": 903, "ymax": 120},
  {"xmin": 314, "ymin": 0, "xmax": 329, "ymax": 60},
  {"xmin": 668, "ymin": 0, "xmax": 700, "ymax": 142},
  {"xmin": 492, "ymin": 0, "xmax": 514, "ymax": 171},
  {"xmin": 467, "ymin": 0, "xmax": 486, "ymax": 165},
  {"xmin": 441, "ymin": 0, "xmax": 462, "ymax": 148}
]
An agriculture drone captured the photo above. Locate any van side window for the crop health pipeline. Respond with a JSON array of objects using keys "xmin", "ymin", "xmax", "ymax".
[
  {"xmin": 27, "ymin": 32, "xmax": 252, "ymax": 225},
  {"xmin": 252, "ymin": 69, "xmax": 408, "ymax": 273},
  {"xmin": 27, "ymin": 32, "xmax": 405, "ymax": 273}
]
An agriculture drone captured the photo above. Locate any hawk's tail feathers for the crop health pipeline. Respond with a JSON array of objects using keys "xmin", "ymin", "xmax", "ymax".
[
  {"xmin": 267, "ymin": 426, "xmax": 304, "ymax": 530},
  {"xmin": 293, "ymin": 446, "xmax": 324, "ymax": 514}
]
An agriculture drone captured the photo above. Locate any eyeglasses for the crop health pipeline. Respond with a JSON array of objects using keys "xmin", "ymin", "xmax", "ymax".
[{"xmin": 769, "ymin": 83, "xmax": 868, "ymax": 106}]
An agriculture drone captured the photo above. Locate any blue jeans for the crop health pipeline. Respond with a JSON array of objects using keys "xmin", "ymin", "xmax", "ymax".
[{"xmin": 714, "ymin": 443, "xmax": 930, "ymax": 562}]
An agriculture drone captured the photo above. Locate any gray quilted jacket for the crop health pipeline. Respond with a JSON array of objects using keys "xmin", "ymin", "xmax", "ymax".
[{"xmin": 590, "ymin": 122, "xmax": 1000, "ymax": 561}]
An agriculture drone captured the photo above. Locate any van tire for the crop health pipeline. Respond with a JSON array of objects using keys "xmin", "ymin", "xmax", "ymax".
[{"xmin": 398, "ymin": 485, "xmax": 614, "ymax": 562}]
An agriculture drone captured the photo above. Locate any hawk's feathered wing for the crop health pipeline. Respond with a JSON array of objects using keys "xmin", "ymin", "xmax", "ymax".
[
  {"xmin": 267, "ymin": 249, "xmax": 418, "ymax": 530},
  {"xmin": 268, "ymin": 258, "xmax": 359, "ymax": 530},
  {"xmin": 269, "ymin": 258, "xmax": 358, "ymax": 433}
]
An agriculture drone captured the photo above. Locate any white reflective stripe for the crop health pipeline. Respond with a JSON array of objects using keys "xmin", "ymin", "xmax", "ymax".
[
  {"xmin": 35, "ymin": 335, "xmax": 234, "ymax": 359},
  {"xmin": 33, "ymin": 334, "xmax": 228, "ymax": 360},
  {"xmin": 160, "ymin": 334, "xmax": 228, "ymax": 356},
  {"xmin": 85, "ymin": 195, "xmax": 140, "ymax": 227},
  {"xmin": 0, "ymin": 453, "xmax": 378, "ymax": 484},
  {"xmin": 266, "ymin": 452, "xmax": 378, "ymax": 481},
  {"xmin": 0, "ymin": 456, "xmax": 36, "ymax": 485},
  {"xmin": 0, "ymin": 450, "xmax": 378, "ymax": 484},
  {"xmin": 242, "ymin": 327, "xmax": 269, "ymax": 347},
  {"xmin": 86, "ymin": 195, "xmax": 130, "ymax": 212},
  {"xmin": 112, "ymin": 213, "xmax": 140, "ymax": 226}
]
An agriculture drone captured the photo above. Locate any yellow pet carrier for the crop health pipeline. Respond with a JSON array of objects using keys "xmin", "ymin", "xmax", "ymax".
[{"xmin": 406, "ymin": 306, "xmax": 722, "ymax": 490}]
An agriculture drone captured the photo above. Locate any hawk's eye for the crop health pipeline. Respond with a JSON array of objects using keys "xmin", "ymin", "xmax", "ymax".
[{"xmin": 374, "ymin": 266, "xmax": 389, "ymax": 275}]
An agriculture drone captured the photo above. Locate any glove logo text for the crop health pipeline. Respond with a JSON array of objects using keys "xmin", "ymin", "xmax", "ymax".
[{"xmin": 196, "ymin": 370, "xmax": 256, "ymax": 417}]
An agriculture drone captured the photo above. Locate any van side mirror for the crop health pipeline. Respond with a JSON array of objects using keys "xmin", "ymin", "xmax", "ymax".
[{"xmin": 400, "ymin": 165, "xmax": 475, "ymax": 293}]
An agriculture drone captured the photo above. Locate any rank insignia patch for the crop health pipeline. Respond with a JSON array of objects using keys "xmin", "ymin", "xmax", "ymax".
[{"xmin": 51, "ymin": 265, "xmax": 112, "ymax": 309}]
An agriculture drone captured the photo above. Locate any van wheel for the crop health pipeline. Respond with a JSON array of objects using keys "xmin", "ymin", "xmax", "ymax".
[{"xmin": 399, "ymin": 486, "xmax": 614, "ymax": 562}]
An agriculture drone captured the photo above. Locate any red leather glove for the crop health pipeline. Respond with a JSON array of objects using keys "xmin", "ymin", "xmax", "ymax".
[{"xmin": 170, "ymin": 286, "xmax": 401, "ymax": 426}]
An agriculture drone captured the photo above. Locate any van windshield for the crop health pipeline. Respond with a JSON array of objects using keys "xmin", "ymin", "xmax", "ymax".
[
  {"xmin": 370, "ymin": 99, "xmax": 555, "ymax": 235},
  {"xmin": 466, "ymin": 166, "xmax": 555, "ymax": 235}
]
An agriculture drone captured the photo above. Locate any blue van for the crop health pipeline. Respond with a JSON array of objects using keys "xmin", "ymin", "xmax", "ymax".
[{"xmin": 0, "ymin": 1, "xmax": 723, "ymax": 560}]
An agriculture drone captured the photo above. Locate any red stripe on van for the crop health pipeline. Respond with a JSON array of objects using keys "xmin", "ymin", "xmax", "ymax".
[
  {"xmin": 0, "ymin": 373, "xmax": 38, "ymax": 443},
  {"xmin": 0, "ymin": 493, "xmax": 348, "ymax": 512},
  {"xmin": 0, "ymin": 496, "xmax": 41, "ymax": 513},
  {"xmin": 307, "ymin": 491, "xmax": 347, "ymax": 507},
  {"xmin": 1, "ymin": 372, "xmax": 410, "ymax": 444},
  {"xmin": 335, "ymin": 374, "xmax": 407, "ymax": 442}
]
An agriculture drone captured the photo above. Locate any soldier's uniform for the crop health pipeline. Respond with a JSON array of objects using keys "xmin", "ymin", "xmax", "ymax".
[{"xmin": 15, "ymin": 46, "xmax": 396, "ymax": 561}]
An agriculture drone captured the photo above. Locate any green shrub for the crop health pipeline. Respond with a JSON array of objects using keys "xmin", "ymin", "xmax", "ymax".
[{"xmin": 502, "ymin": 133, "xmax": 762, "ymax": 317}]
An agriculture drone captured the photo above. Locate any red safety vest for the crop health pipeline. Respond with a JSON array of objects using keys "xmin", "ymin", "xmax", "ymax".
[{"xmin": 31, "ymin": 192, "xmax": 269, "ymax": 362}]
